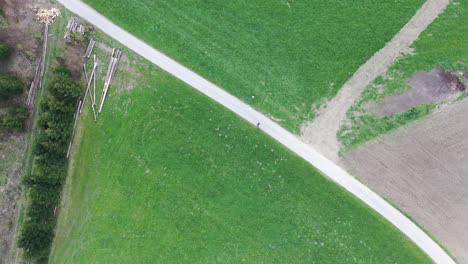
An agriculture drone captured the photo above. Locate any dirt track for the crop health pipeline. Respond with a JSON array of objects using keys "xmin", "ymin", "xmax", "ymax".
[
  {"xmin": 301, "ymin": 0, "xmax": 450, "ymax": 162},
  {"xmin": 342, "ymin": 99, "xmax": 468, "ymax": 263}
]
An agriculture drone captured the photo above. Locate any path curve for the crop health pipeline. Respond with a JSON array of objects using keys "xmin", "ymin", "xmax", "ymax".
[
  {"xmin": 57, "ymin": 0, "xmax": 455, "ymax": 263},
  {"xmin": 301, "ymin": 0, "xmax": 450, "ymax": 162}
]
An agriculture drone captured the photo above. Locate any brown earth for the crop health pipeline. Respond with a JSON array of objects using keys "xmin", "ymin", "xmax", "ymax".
[
  {"xmin": 341, "ymin": 98, "xmax": 468, "ymax": 263},
  {"xmin": 370, "ymin": 69, "xmax": 465, "ymax": 117},
  {"xmin": 63, "ymin": 42, "xmax": 85, "ymax": 78},
  {"xmin": 0, "ymin": 0, "xmax": 49, "ymax": 81}
]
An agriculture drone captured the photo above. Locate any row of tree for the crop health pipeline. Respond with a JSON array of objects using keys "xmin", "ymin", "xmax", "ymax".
[{"xmin": 18, "ymin": 68, "xmax": 81, "ymax": 263}]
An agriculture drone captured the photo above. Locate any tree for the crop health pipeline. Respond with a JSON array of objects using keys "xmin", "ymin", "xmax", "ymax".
[
  {"xmin": 0, "ymin": 73, "xmax": 23, "ymax": 99},
  {"xmin": 48, "ymin": 73, "xmax": 81, "ymax": 103},
  {"xmin": 18, "ymin": 220, "xmax": 54, "ymax": 260},
  {"xmin": 0, "ymin": 42, "xmax": 11, "ymax": 59}
]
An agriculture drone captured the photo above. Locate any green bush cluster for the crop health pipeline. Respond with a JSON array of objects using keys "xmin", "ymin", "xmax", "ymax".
[
  {"xmin": 18, "ymin": 70, "xmax": 81, "ymax": 262},
  {"xmin": 0, "ymin": 42, "xmax": 11, "ymax": 59},
  {"xmin": 0, "ymin": 41, "xmax": 26, "ymax": 132},
  {"xmin": 0, "ymin": 73, "xmax": 23, "ymax": 99},
  {"xmin": 1, "ymin": 106, "xmax": 28, "ymax": 131}
]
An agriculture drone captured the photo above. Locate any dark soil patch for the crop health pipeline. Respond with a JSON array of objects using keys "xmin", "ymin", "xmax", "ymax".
[{"xmin": 371, "ymin": 68, "xmax": 465, "ymax": 117}]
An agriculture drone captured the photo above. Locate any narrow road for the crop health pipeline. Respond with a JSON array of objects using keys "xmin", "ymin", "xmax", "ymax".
[
  {"xmin": 57, "ymin": 1, "xmax": 455, "ymax": 263},
  {"xmin": 301, "ymin": 0, "xmax": 450, "ymax": 161}
]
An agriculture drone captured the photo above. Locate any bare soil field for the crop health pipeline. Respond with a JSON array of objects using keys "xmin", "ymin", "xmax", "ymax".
[{"xmin": 342, "ymin": 98, "xmax": 468, "ymax": 263}]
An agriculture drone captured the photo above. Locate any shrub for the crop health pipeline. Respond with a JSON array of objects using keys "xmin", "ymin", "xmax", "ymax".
[
  {"xmin": 0, "ymin": 106, "xmax": 28, "ymax": 131},
  {"xmin": 26, "ymin": 162, "xmax": 67, "ymax": 186},
  {"xmin": 33, "ymin": 132, "xmax": 67, "ymax": 159},
  {"xmin": 0, "ymin": 42, "xmax": 11, "ymax": 59},
  {"xmin": 0, "ymin": 73, "xmax": 23, "ymax": 99},
  {"xmin": 18, "ymin": 220, "xmax": 54, "ymax": 260},
  {"xmin": 25, "ymin": 202, "xmax": 55, "ymax": 225},
  {"xmin": 52, "ymin": 65, "xmax": 71, "ymax": 76},
  {"xmin": 1, "ymin": 114, "xmax": 23, "ymax": 130},
  {"xmin": 28, "ymin": 185, "xmax": 61, "ymax": 206},
  {"xmin": 48, "ymin": 73, "xmax": 81, "ymax": 103}
]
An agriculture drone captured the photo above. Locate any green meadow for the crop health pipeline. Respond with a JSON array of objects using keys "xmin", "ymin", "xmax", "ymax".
[
  {"xmin": 83, "ymin": 0, "xmax": 424, "ymax": 131},
  {"xmin": 49, "ymin": 40, "xmax": 430, "ymax": 263}
]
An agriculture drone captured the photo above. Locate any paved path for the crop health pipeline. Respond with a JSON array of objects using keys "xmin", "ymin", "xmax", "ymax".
[
  {"xmin": 301, "ymin": 0, "xmax": 450, "ymax": 162},
  {"xmin": 57, "ymin": 1, "xmax": 455, "ymax": 263}
]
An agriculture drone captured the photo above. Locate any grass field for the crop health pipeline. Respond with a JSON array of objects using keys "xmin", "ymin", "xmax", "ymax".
[
  {"xmin": 82, "ymin": 0, "xmax": 424, "ymax": 132},
  {"xmin": 49, "ymin": 38, "xmax": 431, "ymax": 263},
  {"xmin": 338, "ymin": 2, "xmax": 468, "ymax": 153}
]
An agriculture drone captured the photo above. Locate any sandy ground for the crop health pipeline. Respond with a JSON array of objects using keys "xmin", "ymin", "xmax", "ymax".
[
  {"xmin": 301, "ymin": 0, "xmax": 450, "ymax": 162},
  {"xmin": 341, "ymin": 98, "xmax": 468, "ymax": 263}
]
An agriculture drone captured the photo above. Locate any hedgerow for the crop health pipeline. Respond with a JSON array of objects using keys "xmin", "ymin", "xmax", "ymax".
[{"xmin": 18, "ymin": 68, "xmax": 81, "ymax": 262}]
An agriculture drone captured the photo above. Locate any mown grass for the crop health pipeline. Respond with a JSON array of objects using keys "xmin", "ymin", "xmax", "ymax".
[
  {"xmin": 49, "ymin": 39, "xmax": 431, "ymax": 263},
  {"xmin": 82, "ymin": 0, "xmax": 424, "ymax": 132},
  {"xmin": 338, "ymin": 2, "xmax": 468, "ymax": 153}
]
